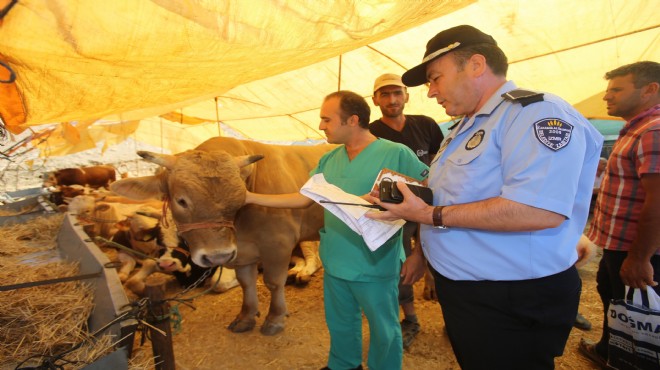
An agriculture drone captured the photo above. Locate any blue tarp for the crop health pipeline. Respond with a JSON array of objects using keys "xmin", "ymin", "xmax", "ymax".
[{"xmin": 589, "ymin": 119, "xmax": 625, "ymax": 141}]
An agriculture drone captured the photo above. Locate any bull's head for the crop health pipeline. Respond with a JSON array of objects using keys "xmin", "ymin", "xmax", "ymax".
[{"xmin": 109, "ymin": 150, "xmax": 263, "ymax": 268}]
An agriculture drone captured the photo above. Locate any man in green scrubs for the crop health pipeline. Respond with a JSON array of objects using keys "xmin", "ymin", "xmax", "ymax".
[{"xmin": 246, "ymin": 90, "xmax": 428, "ymax": 370}]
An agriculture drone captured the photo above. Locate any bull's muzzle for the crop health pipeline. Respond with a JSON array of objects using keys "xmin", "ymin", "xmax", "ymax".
[{"xmin": 197, "ymin": 249, "xmax": 237, "ymax": 267}]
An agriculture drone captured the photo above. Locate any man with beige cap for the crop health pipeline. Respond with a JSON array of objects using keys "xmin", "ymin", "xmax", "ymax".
[{"xmin": 369, "ymin": 73, "xmax": 443, "ymax": 349}]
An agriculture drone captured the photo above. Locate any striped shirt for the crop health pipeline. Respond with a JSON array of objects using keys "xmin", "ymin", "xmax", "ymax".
[{"xmin": 587, "ymin": 104, "xmax": 660, "ymax": 251}]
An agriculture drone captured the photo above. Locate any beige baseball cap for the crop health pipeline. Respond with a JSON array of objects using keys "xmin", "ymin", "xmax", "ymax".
[{"xmin": 373, "ymin": 73, "xmax": 406, "ymax": 93}]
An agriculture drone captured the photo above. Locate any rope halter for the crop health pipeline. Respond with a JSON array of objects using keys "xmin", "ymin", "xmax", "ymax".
[{"xmin": 161, "ymin": 195, "xmax": 235, "ymax": 234}]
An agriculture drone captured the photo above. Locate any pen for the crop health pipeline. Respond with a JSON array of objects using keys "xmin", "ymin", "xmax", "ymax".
[{"xmin": 319, "ymin": 200, "xmax": 383, "ymax": 209}]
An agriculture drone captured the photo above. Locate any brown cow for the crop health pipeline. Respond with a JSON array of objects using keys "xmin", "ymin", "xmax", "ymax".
[
  {"xmin": 44, "ymin": 165, "xmax": 117, "ymax": 189},
  {"xmin": 110, "ymin": 137, "xmax": 334, "ymax": 335}
]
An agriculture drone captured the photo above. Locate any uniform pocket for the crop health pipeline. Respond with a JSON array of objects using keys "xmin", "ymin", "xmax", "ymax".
[{"xmin": 446, "ymin": 143, "xmax": 486, "ymax": 166}]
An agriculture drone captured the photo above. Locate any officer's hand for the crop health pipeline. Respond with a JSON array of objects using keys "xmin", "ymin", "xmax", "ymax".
[{"xmin": 366, "ymin": 182, "xmax": 429, "ymax": 223}]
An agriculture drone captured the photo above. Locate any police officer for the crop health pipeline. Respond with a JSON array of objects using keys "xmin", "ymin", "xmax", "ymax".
[{"xmin": 367, "ymin": 25, "xmax": 604, "ymax": 369}]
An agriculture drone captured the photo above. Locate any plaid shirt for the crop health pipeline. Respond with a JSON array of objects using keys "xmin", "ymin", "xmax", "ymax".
[{"xmin": 588, "ymin": 104, "xmax": 660, "ymax": 251}]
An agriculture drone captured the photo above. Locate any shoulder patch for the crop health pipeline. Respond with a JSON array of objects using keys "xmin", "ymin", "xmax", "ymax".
[
  {"xmin": 533, "ymin": 118, "xmax": 573, "ymax": 151},
  {"xmin": 502, "ymin": 89, "xmax": 544, "ymax": 107}
]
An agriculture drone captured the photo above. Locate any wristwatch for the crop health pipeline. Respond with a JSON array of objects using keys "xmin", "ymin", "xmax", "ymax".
[{"xmin": 432, "ymin": 206, "xmax": 447, "ymax": 229}]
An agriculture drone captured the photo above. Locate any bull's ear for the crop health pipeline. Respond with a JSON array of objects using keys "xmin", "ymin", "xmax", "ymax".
[
  {"xmin": 137, "ymin": 151, "xmax": 178, "ymax": 169},
  {"xmin": 110, "ymin": 176, "xmax": 163, "ymax": 200},
  {"xmin": 235, "ymin": 154, "xmax": 263, "ymax": 181}
]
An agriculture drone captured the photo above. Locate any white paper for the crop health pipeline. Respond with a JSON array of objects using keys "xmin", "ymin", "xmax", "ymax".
[{"xmin": 300, "ymin": 174, "xmax": 404, "ymax": 251}]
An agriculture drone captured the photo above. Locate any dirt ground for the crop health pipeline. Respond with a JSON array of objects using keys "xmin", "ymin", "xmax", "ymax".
[{"xmin": 130, "ymin": 251, "xmax": 605, "ymax": 370}]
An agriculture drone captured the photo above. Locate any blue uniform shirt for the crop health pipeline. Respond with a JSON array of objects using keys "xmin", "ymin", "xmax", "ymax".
[{"xmin": 421, "ymin": 81, "xmax": 603, "ymax": 281}]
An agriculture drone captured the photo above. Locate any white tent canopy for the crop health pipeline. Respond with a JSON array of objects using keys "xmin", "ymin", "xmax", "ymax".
[{"xmin": 0, "ymin": 0, "xmax": 658, "ymax": 156}]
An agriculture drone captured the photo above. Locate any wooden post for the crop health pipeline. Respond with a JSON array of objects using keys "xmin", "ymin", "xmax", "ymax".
[{"xmin": 145, "ymin": 275, "xmax": 175, "ymax": 370}]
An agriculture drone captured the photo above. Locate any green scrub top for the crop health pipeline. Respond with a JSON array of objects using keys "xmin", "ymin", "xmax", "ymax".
[{"xmin": 311, "ymin": 138, "xmax": 429, "ymax": 282}]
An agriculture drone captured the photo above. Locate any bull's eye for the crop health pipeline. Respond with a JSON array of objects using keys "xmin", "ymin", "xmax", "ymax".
[{"xmin": 176, "ymin": 198, "xmax": 188, "ymax": 208}]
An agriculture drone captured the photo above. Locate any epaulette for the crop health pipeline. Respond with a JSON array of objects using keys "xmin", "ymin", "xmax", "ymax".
[
  {"xmin": 501, "ymin": 89, "xmax": 544, "ymax": 107},
  {"xmin": 447, "ymin": 119, "xmax": 461, "ymax": 132}
]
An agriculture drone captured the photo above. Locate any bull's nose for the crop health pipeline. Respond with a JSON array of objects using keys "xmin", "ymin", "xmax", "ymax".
[{"xmin": 200, "ymin": 250, "xmax": 236, "ymax": 267}]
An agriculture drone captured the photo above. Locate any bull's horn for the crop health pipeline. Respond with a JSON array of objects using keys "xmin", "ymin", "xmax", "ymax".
[
  {"xmin": 235, "ymin": 154, "xmax": 264, "ymax": 168},
  {"xmin": 138, "ymin": 151, "xmax": 178, "ymax": 169}
]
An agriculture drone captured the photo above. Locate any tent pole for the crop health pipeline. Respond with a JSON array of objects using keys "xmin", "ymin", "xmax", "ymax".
[
  {"xmin": 337, "ymin": 55, "xmax": 342, "ymax": 91},
  {"xmin": 159, "ymin": 116, "xmax": 164, "ymax": 153},
  {"xmin": 215, "ymin": 97, "xmax": 222, "ymax": 137}
]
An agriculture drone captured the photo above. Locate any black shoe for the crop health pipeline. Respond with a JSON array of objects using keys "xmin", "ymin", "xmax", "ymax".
[
  {"xmin": 578, "ymin": 338, "xmax": 609, "ymax": 369},
  {"xmin": 320, "ymin": 365, "xmax": 363, "ymax": 370},
  {"xmin": 574, "ymin": 312, "xmax": 592, "ymax": 331}
]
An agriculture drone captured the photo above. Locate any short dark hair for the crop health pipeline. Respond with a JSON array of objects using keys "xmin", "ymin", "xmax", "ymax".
[
  {"xmin": 451, "ymin": 43, "xmax": 509, "ymax": 77},
  {"xmin": 324, "ymin": 90, "xmax": 371, "ymax": 129},
  {"xmin": 605, "ymin": 61, "xmax": 660, "ymax": 89}
]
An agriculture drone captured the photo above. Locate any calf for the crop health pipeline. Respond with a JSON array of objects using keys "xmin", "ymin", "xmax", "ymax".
[
  {"xmin": 44, "ymin": 165, "xmax": 117, "ymax": 189},
  {"xmin": 108, "ymin": 208, "xmax": 228, "ymax": 295},
  {"xmin": 49, "ymin": 184, "xmax": 89, "ymax": 206}
]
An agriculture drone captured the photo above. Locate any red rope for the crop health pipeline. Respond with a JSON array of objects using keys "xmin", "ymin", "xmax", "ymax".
[
  {"xmin": 176, "ymin": 220, "xmax": 234, "ymax": 233},
  {"xmin": 160, "ymin": 195, "xmax": 234, "ymax": 233}
]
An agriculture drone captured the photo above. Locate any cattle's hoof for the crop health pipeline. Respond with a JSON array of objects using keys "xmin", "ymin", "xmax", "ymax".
[
  {"xmin": 295, "ymin": 274, "xmax": 312, "ymax": 285},
  {"xmin": 285, "ymin": 273, "xmax": 298, "ymax": 285},
  {"xmin": 260, "ymin": 320, "xmax": 285, "ymax": 336},
  {"xmin": 287, "ymin": 273, "xmax": 312, "ymax": 286},
  {"xmin": 227, "ymin": 318, "xmax": 256, "ymax": 333}
]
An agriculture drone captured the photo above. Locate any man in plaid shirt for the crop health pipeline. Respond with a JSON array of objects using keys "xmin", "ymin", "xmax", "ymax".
[{"xmin": 579, "ymin": 61, "xmax": 660, "ymax": 368}]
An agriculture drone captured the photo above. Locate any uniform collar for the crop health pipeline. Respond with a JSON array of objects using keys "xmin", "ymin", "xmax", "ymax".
[
  {"xmin": 455, "ymin": 80, "xmax": 517, "ymax": 135},
  {"xmin": 480, "ymin": 80, "xmax": 518, "ymax": 115}
]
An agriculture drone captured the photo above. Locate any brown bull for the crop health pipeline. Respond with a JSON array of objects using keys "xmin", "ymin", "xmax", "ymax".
[{"xmin": 109, "ymin": 137, "xmax": 334, "ymax": 335}]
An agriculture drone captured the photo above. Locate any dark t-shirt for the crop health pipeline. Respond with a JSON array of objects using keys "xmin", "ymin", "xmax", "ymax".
[{"xmin": 369, "ymin": 115, "xmax": 444, "ymax": 166}]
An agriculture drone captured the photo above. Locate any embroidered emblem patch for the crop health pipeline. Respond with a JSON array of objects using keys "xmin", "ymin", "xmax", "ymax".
[
  {"xmin": 465, "ymin": 130, "xmax": 484, "ymax": 150},
  {"xmin": 534, "ymin": 118, "xmax": 573, "ymax": 151}
]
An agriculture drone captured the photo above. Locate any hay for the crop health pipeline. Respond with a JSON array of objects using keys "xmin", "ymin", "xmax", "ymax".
[
  {"xmin": 128, "ymin": 347, "xmax": 157, "ymax": 370},
  {"xmin": 0, "ymin": 213, "xmax": 120, "ymax": 369},
  {"xmin": 0, "ymin": 260, "xmax": 96, "ymax": 366},
  {"xmin": 0, "ymin": 214, "xmax": 64, "ymax": 256}
]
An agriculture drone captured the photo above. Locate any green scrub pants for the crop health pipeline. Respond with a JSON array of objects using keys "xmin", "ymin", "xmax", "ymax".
[{"xmin": 323, "ymin": 272, "xmax": 402, "ymax": 370}]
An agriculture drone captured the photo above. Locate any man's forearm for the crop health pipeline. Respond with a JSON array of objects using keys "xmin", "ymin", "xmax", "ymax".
[
  {"xmin": 245, "ymin": 191, "xmax": 312, "ymax": 208},
  {"xmin": 438, "ymin": 197, "xmax": 565, "ymax": 232},
  {"xmin": 627, "ymin": 202, "xmax": 660, "ymax": 262},
  {"xmin": 628, "ymin": 175, "xmax": 660, "ymax": 261}
]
